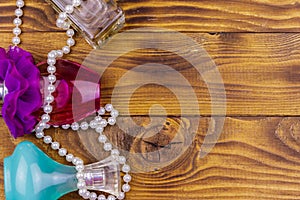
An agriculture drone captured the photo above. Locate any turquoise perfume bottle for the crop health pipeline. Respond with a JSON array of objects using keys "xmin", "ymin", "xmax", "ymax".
[{"xmin": 4, "ymin": 141, "xmax": 121, "ymax": 200}]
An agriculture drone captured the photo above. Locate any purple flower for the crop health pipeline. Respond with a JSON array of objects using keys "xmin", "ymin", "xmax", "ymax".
[{"xmin": 0, "ymin": 46, "xmax": 42, "ymax": 138}]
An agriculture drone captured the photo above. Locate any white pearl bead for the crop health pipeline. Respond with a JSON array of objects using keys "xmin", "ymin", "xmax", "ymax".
[
  {"xmin": 51, "ymin": 50, "xmax": 58, "ymax": 57},
  {"xmin": 122, "ymin": 165, "xmax": 130, "ymax": 173},
  {"xmin": 89, "ymin": 120, "xmax": 98, "ymax": 129},
  {"xmin": 76, "ymin": 164, "xmax": 84, "ymax": 171},
  {"xmin": 122, "ymin": 184, "xmax": 130, "ymax": 192},
  {"xmin": 123, "ymin": 174, "xmax": 131, "ymax": 182},
  {"xmin": 72, "ymin": 157, "xmax": 79, "ymax": 165},
  {"xmin": 76, "ymin": 159, "xmax": 83, "ymax": 166},
  {"xmin": 59, "ymin": 12, "xmax": 67, "ymax": 20},
  {"xmin": 99, "ymin": 119, "xmax": 107, "ymax": 127},
  {"xmin": 13, "ymin": 18, "xmax": 22, "ymax": 26},
  {"xmin": 35, "ymin": 132, "xmax": 44, "ymax": 139},
  {"xmin": 47, "ymin": 58, "xmax": 56, "ymax": 65},
  {"xmin": 104, "ymin": 143, "xmax": 112, "ymax": 151},
  {"xmin": 80, "ymin": 122, "xmax": 89, "ymax": 130},
  {"xmin": 78, "ymin": 189, "xmax": 87, "ymax": 196},
  {"xmin": 44, "ymin": 105, "xmax": 53, "ymax": 113},
  {"xmin": 62, "ymin": 46, "xmax": 70, "ymax": 54},
  {"xmin": 95, "ymin": 126, "xmax": 103, "ymax": 133},
  {"xmin": 43, "ymin": 136, "xmax": 52, "ymax": 144},
  {"xmin": 97, "ymin": 195, "xmax": 106, "ymax": 200},
  {"xmin": 118, "ymin": 156, "xmax": 126, "ymax": 164},
  {"xmin": 89, "ymin": 192, "xmax": 97, "ymax": 200},
  {"xmin": 66, "ymin": 154, "xmax": 74, "ymax": 162},
  {"xmin": 62, "ymin": 21, "xmax": 71, "ymax": 30},
  {"xmin": 66, "ymin": 29, "xmax": 75, "ymax": 37},
  {"xmin": 105, "ymin": 104, "xmax": 113, "ymax": 112},
  {"xmin": 65, "ymin": 5, "xmax": 74, "ymax": 13},
  {"xmin": 35, "ymin": 125, "xmax": 44, "ymax": 133},
  {"xmin": 108, "ymin": 117, "xmax": 116, "ymax": 125},
  {"xmin": 71, "ymin": 122, "xmax": 79, "ymax": 130},
  {"xmin": 38, "ymin": 121, "xmax": 46, "ymax": 128},
  {"xmin": 83, "ymin": 191, "xmax": 90, "ymax": 199},
  {"xmin": 16, "ymin": 0, "xmax": 24, "ymax": 8},
  {"xmin": 77, "ymin": 181, "xmax": 86, "ymax": 189},
  {"xmin": 36, "ymin": 122, "xmax": 45, "ymax": 129},
  {"xmin": 47, "ymin": 85, "xmax": 55, "ymax": 92},
  {"xmin": 62, "ymin": 124, "xmax": 70, "ymax": 129},
  {"xmin": 72, "ymin": 0, "xmax": 81, "ymax": 7},
  {"xmin": 117, "ymin": 192, "xmax": 125, "ymax": 200},
  {"xmin": 45, "ymin": 95, "xmax": 54, "ymax": 103},
  {"xmin": 72, "ymin": 157, "xmax": 82, "ymax": 165},
  {"xmin": 51, "ymin": 142, "xmax": 60, "ymax": 150},
  {"xmin": 56, "ymin": 50, "xmax": 63, "ymax": 57},
  {"xmin": 110, "ymin": 109, "xmax": 119, "ymax": 117},
  {"xmin": 111, "ymin": 149, "xmax": 120, "ymax": 155},
  {"xmin": 48, "ymin": 75, "xmax": 56, "ymax": 83},
  {"xmin": 13, "ymin": 27, "xmax": 21, "ymax": 35},
  {"xmin": 97, "ymin": 107, "xmax": 105, "ymax": 115},
  {"xmin": 98, "ymin": 134, "xmax": 107, "ymax": 143},
  {"xmin": 67, "ymin": 38, "xmax": 75, "ymax": 46},
  {"xmin": 47, "ymin": 65, "xmax": 56, "ymax": 73},
  {"xmin": 41, "ymin": 114, "xmax": 50, "ymax": 122},
  {"xmin": 15, "ymin": 8, "xmax": 23, "ymax": 17},
  {"xmin": 56, "ymin": 22, "xmax": 62, "ymax": 28},
  {"xmin": 56, "ymin": 18, "xmax": 64, "ymax": 28},
  {"xmin": 76, "ymin": 172, "xmax": 84, "ymax": 179},
  {"xmin": 12, "ymin": 36, "xmax": 20, "ymax": 45},
  {"xmin": 95, "ymin": 116, "xmax": 102, "ymax": 122},
  {"xmin": 107, "ymin": 195, "xmax": 116, "ymax": 200},
  {"xmin": 48, "ymin": 51, "xmax": 56, "ymax": 59},
  {"xmin": 58, "ymin": 148, "xmax": 67, "ymax": 156}
]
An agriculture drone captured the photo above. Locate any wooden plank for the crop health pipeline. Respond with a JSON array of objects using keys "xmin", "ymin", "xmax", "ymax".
[
  {"xmin": 2, "ymin": 32, "xmax": 300, "ymax": 116},
  {"xmin": 1, "ymin": 1, "xmax": 300, "ymax": 200},
  {"xmin": 1, "ymin": 117, "xmax": 300, "ymax": 199},
  {"xmin": 2, "ymin": 1, "xmax": 300, "ymax": 200},
  {"xmin": 1, "ymin": 0, "xmax": 300, "ymax": 32}
]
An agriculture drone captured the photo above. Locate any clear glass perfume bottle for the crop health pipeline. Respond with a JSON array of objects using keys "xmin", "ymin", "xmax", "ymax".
[{"xmin": 46, "ymin": 0, "xmax": 125, "ymax": 48}]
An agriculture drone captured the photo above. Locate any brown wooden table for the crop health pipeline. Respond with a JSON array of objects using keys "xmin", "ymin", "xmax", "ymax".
[{"xmin": 1, "ymin": 0, "xmax": 300, "ymax": 199}]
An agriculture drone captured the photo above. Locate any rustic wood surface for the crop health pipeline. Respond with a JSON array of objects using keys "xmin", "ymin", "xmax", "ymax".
[{"xmin": 1, "ymin": 0, "xmax": 300, "ymax": 200}]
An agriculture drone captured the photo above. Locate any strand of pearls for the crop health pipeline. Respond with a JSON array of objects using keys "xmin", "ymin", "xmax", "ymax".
[
  {"xmin": 42, "ymin": 105, "xmax": 131, "ymax": 200},
  {"xmin": 12, "ymin": 0, "xmax": 24, "ymax": 45},
  {"xmin": 12, "ymin": 1, "xmax": 130, "ymax": 200}
]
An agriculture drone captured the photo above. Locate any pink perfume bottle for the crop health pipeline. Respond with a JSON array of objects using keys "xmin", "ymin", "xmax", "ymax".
[
  {"xmin": 37, "ymin": 59, "xmax": 101, "ymax": 125},
  {"xmin": 45, "ymin": 0, "xmax": 125, "ymax": 48},
  {"xmin": 0, "ymin": 56, "xmax": 101, "ymax": 138}
]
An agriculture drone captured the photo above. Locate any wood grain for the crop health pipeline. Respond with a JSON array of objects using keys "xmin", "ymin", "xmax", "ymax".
[
  {"xmin": 2, "ymin": 117, "xmax": 300, "ymax": 200},
  {"xmin": 1, "ymin": 0, "xmax": 300, "ymax": 200},
  {"xmin": 2, "ymin": 32, "xmax": 300, "ymax": 116},
  {"xmin": 1, "ymin": 0, "xmax": 300, "ymax": 32}
]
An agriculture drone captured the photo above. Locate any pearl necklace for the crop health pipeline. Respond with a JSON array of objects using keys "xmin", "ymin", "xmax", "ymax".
[{"xmin": 12, "ymin": 1, "xmax": 131, "ymax": 199}]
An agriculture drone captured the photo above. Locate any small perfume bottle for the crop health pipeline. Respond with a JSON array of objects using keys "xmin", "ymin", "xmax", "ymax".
[{"xmin": 46, "ymin": 0, "xmax": 125, "ymax": 48}]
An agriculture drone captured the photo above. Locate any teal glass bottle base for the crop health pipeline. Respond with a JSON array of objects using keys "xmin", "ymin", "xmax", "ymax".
[{"xmin": 4, "ymin": 141, "xmax": 78, "ymax": 200}]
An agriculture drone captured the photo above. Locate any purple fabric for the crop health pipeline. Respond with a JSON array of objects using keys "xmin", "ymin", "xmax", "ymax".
[{"xmin": 0, "ymin": 46, "xmax": 42, "ymax": 138}]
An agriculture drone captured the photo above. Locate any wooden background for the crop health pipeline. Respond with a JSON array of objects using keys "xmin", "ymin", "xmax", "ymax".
[{"xmin": 1, "ymin": 0, "xmax": 300, "ymax": 199}]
